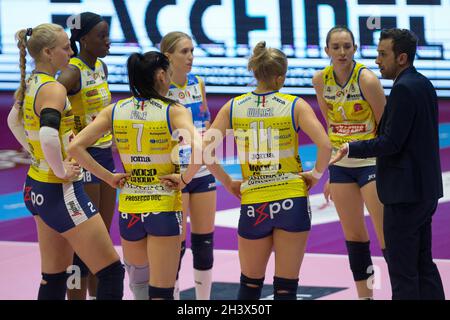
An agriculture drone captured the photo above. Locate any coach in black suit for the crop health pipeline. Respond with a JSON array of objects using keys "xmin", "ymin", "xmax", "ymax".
[{"xmin": 331, "ymin": 28, "xmax": 445, "ymax": 300}]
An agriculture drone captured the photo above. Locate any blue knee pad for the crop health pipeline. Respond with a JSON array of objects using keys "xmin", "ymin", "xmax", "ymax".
[
  {"xmin": 273, "ymin": 276, "xmax": 298, "ymax": 300},
  {"xmin": 95, "ymin": 260, "xmax": 125, "ymax": 300},
  {"xmin": 148, "ymin": 285, "xmax": 174, "ymax": 300},
  {"xmin": 73, "ymin": 253, "xmax": 89, "ymax": 277},
  {"xmin": 345, "ymin": 241, "xmax": 374, "ymax": 281},
  {"xmin": 191, "ymin": 232, "xmax": 214, "ymax": 271},
  {"xmin": 38, "ymin": 271, "xmax": 69, "ymax": 300},
  {"xmin": 237, "ymin": 274, "xmax": 265, "ymax": 300},
  {"xmin": 176, "ymin": 240, "xmax": 186, "ymax": 280}
]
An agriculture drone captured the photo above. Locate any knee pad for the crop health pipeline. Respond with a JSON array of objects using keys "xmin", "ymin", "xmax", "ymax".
[
  {"xmin": 345, "ymin": 241, "xmax": 374, "ymax": 281},
  {"xmin": 38, "ymin": 271, "xmax": 69, "ymax": 300},
  {"xmin": 124, "ymin": 261, "xmax": 149, "ymax": 300},
  {"xmin": 148, "ymin": 285, "xmax": 174, "ymax": 300},
  {"xmin": 176, "ymin": 240, "xmax": 186, "ymax": 280},
  {"xmin": 237, "ymin": 274, "xmax": 264, "ymax": 300},
  {"xmin": 96, "ymin": 260, "xmax": 125, "ymax": 300},
  {"xmin": 191, "ymin": 232, "xmax": 214, "ymax": 271},
  {"xmin": 273, "ymin": 276, "xmax": 298, "ymax": 300},
  {"xmin": 72, "ymin": 253, "xmax": 89, "ymax": 277}
]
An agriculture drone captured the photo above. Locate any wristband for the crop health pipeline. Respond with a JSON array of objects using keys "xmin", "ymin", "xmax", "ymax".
[
  {"xmin": 180, "ymin": 174, "xmax": 188, "ymax": 185},
  {"xmin": 311, "ymin": 167, "xmax": 323, "ymax": 180}
]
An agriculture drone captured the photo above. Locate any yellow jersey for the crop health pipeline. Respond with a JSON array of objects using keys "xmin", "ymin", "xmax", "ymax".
[
  {"xmin": 69, "ymin": 57, "xmax": 112, "ymax": 148},
  {"xmin": 322, "ymin": 62, "xmax": 376, "ymax": 167},
  {"xmin": 113, "ymin": 97, "xmax": 181, "ymax": 213},
  {"xmin": 231, "ymin": 91, "xmax": 308, "ymax": 205},
  {"xmin": 23, "ymin": 72, "xmax": 79, "ymax": 183}
]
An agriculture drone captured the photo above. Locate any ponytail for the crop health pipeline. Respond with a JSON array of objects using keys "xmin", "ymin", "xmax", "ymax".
[{"xmin": 14, "ymin": 29, "xmax": 29, "ymax": 104}]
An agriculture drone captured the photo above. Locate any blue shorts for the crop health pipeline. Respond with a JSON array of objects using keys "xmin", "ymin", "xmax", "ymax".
[
  {"xmin": 119, "ymin": 211, "xmax": 183, "ymax": 241},
  {"xmin": 24, "ymin": 175, "xmax": 98, "ymax": 233},
  {"xmin": 182, "ymin": 174, "xmax": 216, "ymax": 194},
  {"xmin": 329, "ymin": 165, "xmax": 376, "ymax": 187},
  {"xmin": 238, "ymin": 197, "xmax": 311, "ymax": 240},
  {"xmin": 83, "ymin": 147, "xmax": 116, "ymax": 184}
]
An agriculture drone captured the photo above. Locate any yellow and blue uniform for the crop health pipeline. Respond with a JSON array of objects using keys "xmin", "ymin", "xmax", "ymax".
[
  {"xmin": 68, "ymin": 57, "xmax": 115, "ymax": 183},
  {"xmin": 112, "ymin": 97, "xmax": 182, "ymax": 240},
  {"xmin": 22, "ymin": 72, "xmax": 97, "ymax": 232},
  {"xmin": 322, "ymin": 61, "xmax": 377, "ymax": 186},
  {"xmin": 167, "ymin": 74, "xmax": 215, "ymax": 193},
  {"xmin": 231, "ymin": 91, "xmax": 311, "ymax": 239}
]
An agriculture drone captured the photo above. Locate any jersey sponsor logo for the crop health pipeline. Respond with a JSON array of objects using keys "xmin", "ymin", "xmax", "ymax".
[
  {"xmin": 347, "ymin": 93, "xmax": 362, "ymax": 101},
  {"xmin": 330, "ymin": 123, "xmax": 367, "ymax": 135},
  {"xmin": 192, "ymin": 94, "xmax": 202, "ymax": 101},
  {"xmin": 324, "ymin": 95, "xmax": 335, "ymax": 100},
  {"xmin": 179, "ymin": 92, "xmax": 186, "ymax": 100},
  {"xmin": 130, "ymin": 110, "xmax": 148, "ymax": 120},
  {"xmin": 149, "ymin": 99, "xmax": 163, "ymax": 109},
  {"xmin": 124, "ymin": 194, "xmax": 163, "ymax": 201},
  {"xmin": 250, "ymin": 152, "xmax": 276, "ymax": 161},
  {"xmin": 131, "ymin": 156, "xmax": 152, "ymax": 163},
  {"xmin": 237, "ymin": 96, "xmax": 251, "ymax": 105},
  {"xmin": 271, "ymin": 96, "xmax": 285, "ymax": 105},
  {"xmin": 273, "ymin": 133, "xmax": 291, "ymax": 140},
  {"xmin": 353, "ymin": 103, "xmax": 363, "ymax": 112},
  {"xmin": 246, "ymin": 198, "xmax": 294, "ymax": 226},
  {"xmin": 150, "ymin": 138, "xmax": 168, "ymax": 144},
  {"xmin": 85, "ymin": 80, "xmax": 96, "ymax": 86},
  {"xmin": 85, "ymin": 89, "xmax": 98, "ymax": 97},
  {"xmin": 130, "ymin": 168, "xmax": 157, "ymax": 183},
  {"xmin": 246, "ymin": 108, "xmax": 274, "ymax": 117},
  {"xmin": 249, "ymin": 163, "xmax": 281, "ymax": 173},
  {"xmin": 123, "ymin": 182, "xmax": 167, "ymax": 194}
]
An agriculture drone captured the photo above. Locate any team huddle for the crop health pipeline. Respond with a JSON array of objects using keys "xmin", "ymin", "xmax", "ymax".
[{"xmin": 7, "ymin": 11, "xmax": 444, "ymax": 300}]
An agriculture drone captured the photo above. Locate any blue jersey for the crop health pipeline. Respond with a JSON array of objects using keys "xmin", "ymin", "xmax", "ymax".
[
  {"xmin": 167, "ymin": 74, "xmax": 210, "ymax": 132},
  {"xmin": 167, "ymin": 74, "xmax": 211, "ymax": 179}
]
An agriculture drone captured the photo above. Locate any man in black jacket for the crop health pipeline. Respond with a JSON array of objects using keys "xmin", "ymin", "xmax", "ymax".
[{"xmin": 331, "ymin": 28, "xmax": 445, "ymax": 300}]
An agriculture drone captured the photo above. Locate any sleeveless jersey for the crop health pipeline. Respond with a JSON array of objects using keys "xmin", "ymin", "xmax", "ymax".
[
  {"xmin": 23, "ymin": 72, "xmax": 80, "ymax": 183},
  {"xmin": 112, "ymin": 97, "xmax": 181, "ymax": 213},
  {"xmin": 322, "ymin": 62, "xmax": 376, "ymax": 167},
  {"xmin": 231, "ymin": 91, "xmax": 308, "ymax": 205},
  {"xmin": 69, "ymin": 57, "xmax": 112, "ymax": 148},
  {"xmin": 167, "ymin": 74, "xmax": 210, "ymax": 178}
]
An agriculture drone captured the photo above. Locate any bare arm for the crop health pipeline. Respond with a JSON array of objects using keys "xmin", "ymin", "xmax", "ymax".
[
  {"xmin": 169, "ymin": 103, "xmax": 203, "ymax": 183},
  {"xmin": 67, "ymin": 105, "xmax": 128, "ymax": 187},
  {"xmin": 57, "ymin": 65, "xmax": 81, "ymax": 94},
  {"xmin": 312, "ymin": 70, "xmax": 329, "ymax": 127},
  {"xmin": 204, "ymin": 101, "xmax": 232, "ymax": 184},
  {"xmin": 359, "ymin": 68, "xmax": 386, "ymax": 124},
  {"xmin": 296, "ymin": 98, "xmax": 332, "ymax": 189},
  {"xmin": 199, "ymin": 77, "xmax": 211, "ymax": 129}
]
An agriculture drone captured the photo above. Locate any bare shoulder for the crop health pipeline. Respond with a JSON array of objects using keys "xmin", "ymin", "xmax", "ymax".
[
  {"xmin": 312, "ymin": 70, "xmax": 324, "ymax": 86},
  {"xmin": 39, "ymin": 81, "xmax": 67, "ymax": 100},
  {"xmin": 359, "ymin": 68, "xmax": 381, "ymax": 86}
]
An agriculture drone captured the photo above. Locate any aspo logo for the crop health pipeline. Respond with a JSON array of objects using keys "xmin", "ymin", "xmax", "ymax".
[
  {"xmin": 0, "ymin": 150, "xmax": 31, "ymax": 170},
  {"xmin": 247, "ymin": 199, "xmax": 294, "ymax": 226}
]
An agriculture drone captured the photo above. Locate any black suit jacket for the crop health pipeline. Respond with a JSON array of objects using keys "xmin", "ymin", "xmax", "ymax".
[{"xmin": 349, "ymin": 66, "xmax": 443, "ymax": 205}]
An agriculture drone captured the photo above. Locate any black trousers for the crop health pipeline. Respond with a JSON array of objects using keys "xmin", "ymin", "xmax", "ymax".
[{"xmin": 384, "ymin": 200, "xmax": 445, "ymax": 300}]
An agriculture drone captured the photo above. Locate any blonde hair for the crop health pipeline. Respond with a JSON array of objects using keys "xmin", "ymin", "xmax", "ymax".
[
  {"xmin": 248, "ymin": 41, "xmax": 287, "ymax": 86},
  {"xmin": 14, "ymin": 23, "xmax": 64, "ymax": 103},
  {"xmin": 160, "ymin": 31, "xmax": 192, "ymax": 54}
]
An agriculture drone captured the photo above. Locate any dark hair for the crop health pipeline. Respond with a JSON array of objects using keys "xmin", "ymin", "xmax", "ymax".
[
  {"xmin": 326, "ymin": 25, "xmax": 355, "ymax": 47},
  {"xmin": 69, "ymin": 12, "xmax": 104, "ymax": 56},
  {"xmin": 127, "ymin": 51, "xmax": 175, "ymax": 104},
  {"xmin": 379, "ymin": 28, "xmax": 418, "ymax": 64}
]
